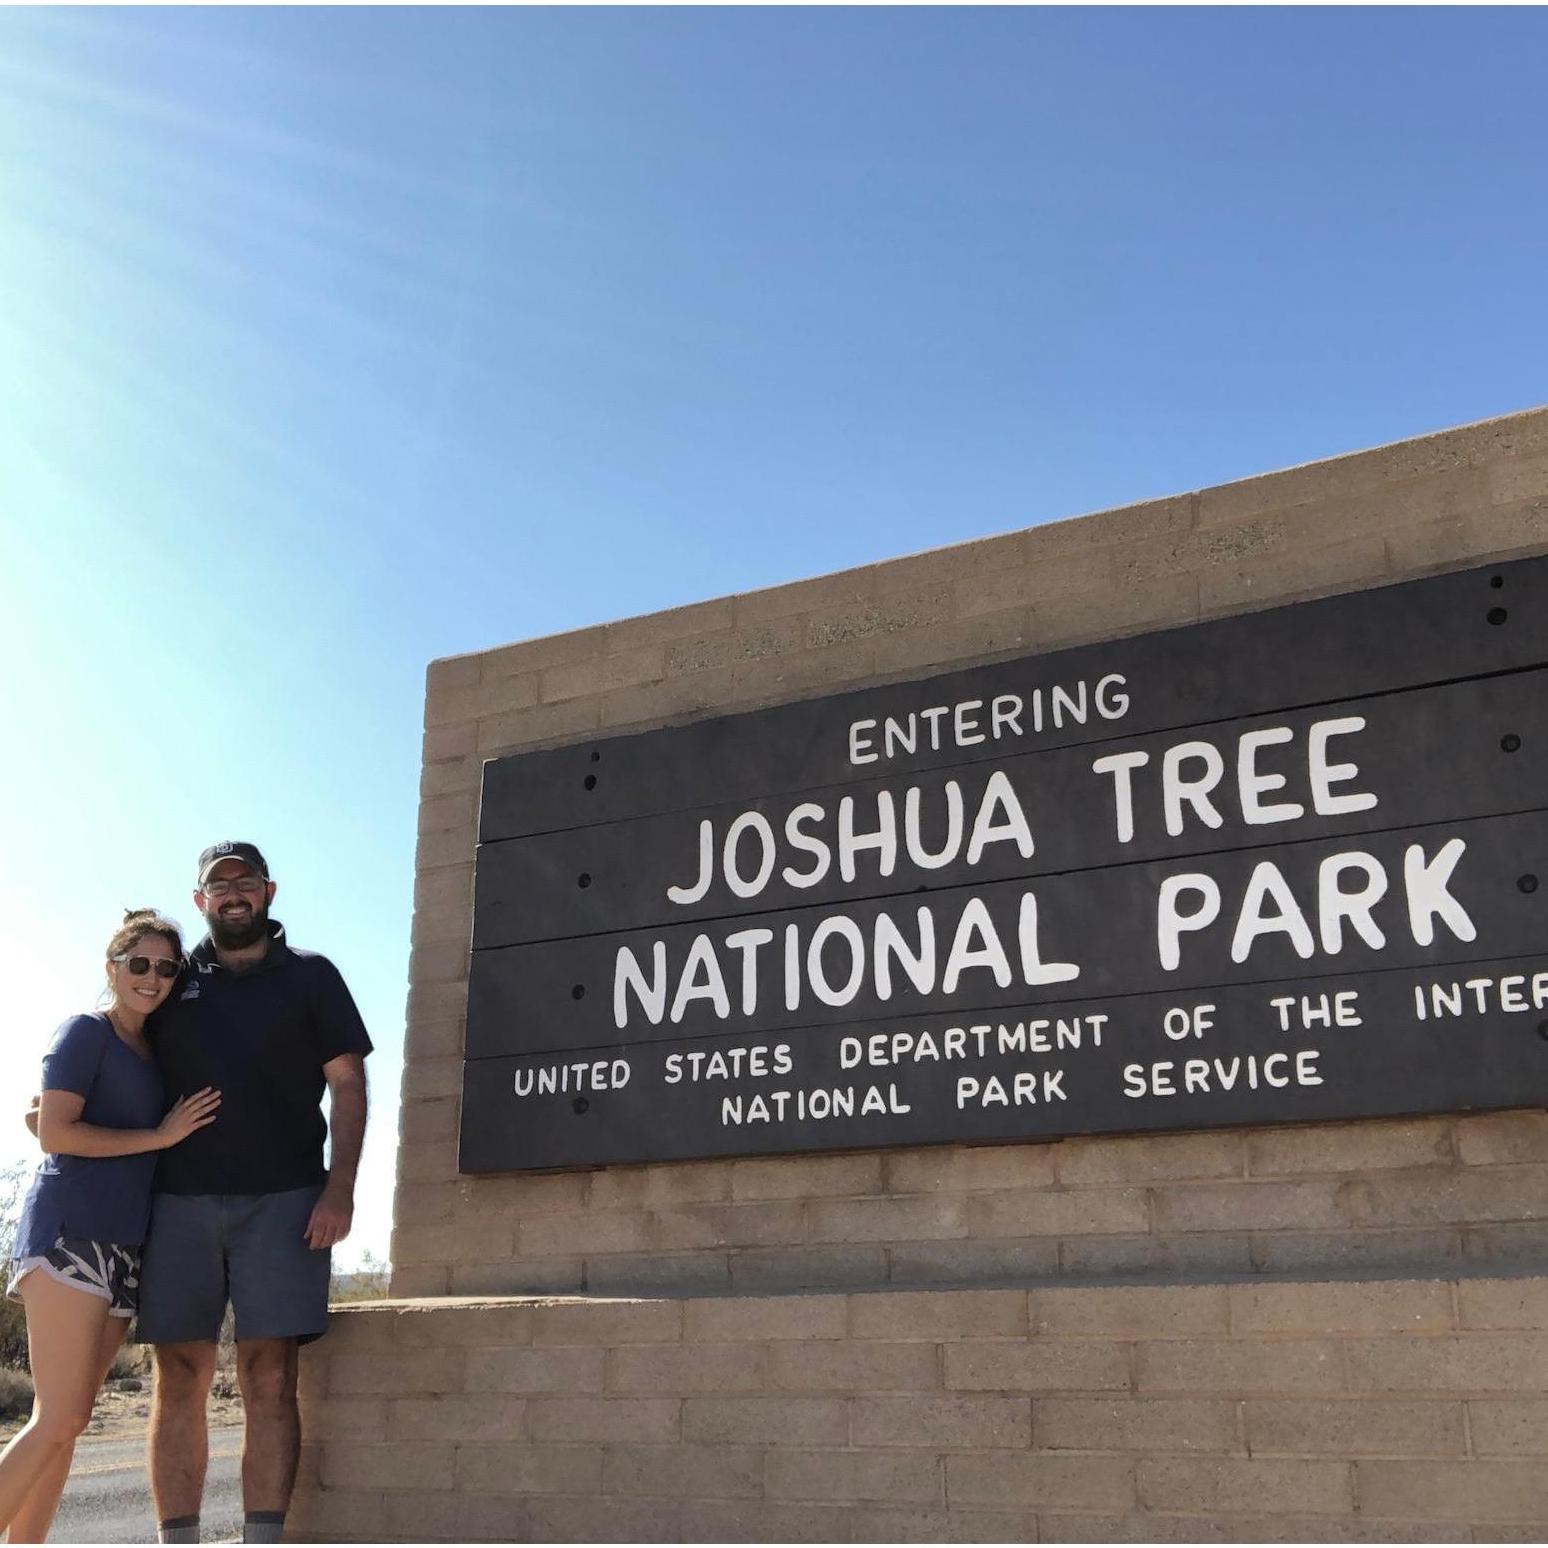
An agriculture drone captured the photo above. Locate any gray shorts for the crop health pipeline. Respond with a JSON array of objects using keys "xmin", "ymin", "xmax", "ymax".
[{"xmin": 136, "ymin": 1186, "xmax": 331, "ymax": 1346}]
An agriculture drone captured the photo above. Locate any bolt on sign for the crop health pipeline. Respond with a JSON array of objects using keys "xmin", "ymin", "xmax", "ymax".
[{"xmin": 458, "ymin": 557, "xmax": 1548, "ymax": 1173}]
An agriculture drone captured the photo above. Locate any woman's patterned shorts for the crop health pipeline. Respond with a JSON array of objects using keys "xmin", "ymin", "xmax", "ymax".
[{"xmin": 6, "ymin": 1238, "xmax": 142, "ymax": 1317}]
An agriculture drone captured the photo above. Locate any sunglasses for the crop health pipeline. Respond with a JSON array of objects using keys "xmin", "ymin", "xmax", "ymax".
[{"xmin": 112, "ymin": 953, "xmax": 182, "ymax": 980}]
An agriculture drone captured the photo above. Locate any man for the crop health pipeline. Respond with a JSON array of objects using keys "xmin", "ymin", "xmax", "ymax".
[{"xmin": 138, "ymin": 842, "xmax": 371, "ymax": 1545}]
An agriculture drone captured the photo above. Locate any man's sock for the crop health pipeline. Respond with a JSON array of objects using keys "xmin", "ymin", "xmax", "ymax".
[
  {"xmin": 243, "ymin": 1512, "xmax": 285, "ymax": 1544},
  {"xmin": 158, "ymin": 1516, "xmax": 199, "ymax": 1544}
]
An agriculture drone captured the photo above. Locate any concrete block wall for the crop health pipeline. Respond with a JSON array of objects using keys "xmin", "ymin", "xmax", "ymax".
[
  {"xmin": 394, "ymin": 406, "xmax": 1548, "ymax": 1300},
  {"xmin": 291, "ymin": 1275, "xmax": 1548, "ymax": 1541}
]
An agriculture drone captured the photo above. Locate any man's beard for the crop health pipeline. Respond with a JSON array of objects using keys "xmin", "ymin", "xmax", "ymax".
[{"xmin": 208, "ymin": 901, "xmax": 269, "ymax": 950}]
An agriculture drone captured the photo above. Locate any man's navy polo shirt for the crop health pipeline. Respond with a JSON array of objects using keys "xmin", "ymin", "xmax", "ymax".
[{"xmin": 148, "ymin": 920, "xmax": 373, "ymax": 1197}]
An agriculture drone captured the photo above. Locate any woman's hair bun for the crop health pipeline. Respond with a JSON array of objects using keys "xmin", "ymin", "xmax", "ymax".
[{"xmin": 123, "ymin": 906, "xmax": 159, "ymax": 923}]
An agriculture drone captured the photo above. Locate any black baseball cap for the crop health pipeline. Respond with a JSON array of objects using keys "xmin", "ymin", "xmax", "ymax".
[{"xmin": 197, "ymin": 841, "xmax": 271, "ymax": 885}]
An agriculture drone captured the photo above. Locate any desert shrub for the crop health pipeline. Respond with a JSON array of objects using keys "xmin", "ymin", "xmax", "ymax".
[{"xmin": 0, "ymin": 1366, "xmax": 33, "ymax": 1422}]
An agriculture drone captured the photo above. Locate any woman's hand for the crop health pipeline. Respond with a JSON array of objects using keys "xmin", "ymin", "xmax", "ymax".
[{"xmin": 156, "ymin": 1088, "xmax": 221, "ymax": 1148}]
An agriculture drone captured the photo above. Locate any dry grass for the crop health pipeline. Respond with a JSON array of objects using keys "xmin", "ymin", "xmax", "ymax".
[{"xmin": 0, "ymin": 1366, "xmax": 33, "ymax": 1423}]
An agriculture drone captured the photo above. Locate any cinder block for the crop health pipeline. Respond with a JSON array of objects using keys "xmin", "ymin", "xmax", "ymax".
[
  {"xmin": 590, "ymin": 1160, "xmax": 734, "ymax": 1209},
  {"xmin": 522, "ymin": 1496, "xmax": 685, "ymax": 1543},
  {"xmin": 399, "ymin": 1060, "xmax": 463, "ymax": 1105},
  {"xmin": 406, "ymin": 978, "xmax": 469, "ymax": 1024},
  {"xmin": 1488, "ymin": 449, "xmax": 1548, "ymax": 505},
  {"xmin": 679, "ymin": 1499, "xmax": 854, "ymax": 1543},
  {"xmin": 532, "ymin": 1298, "xmax": 682, "ymax": 1346},
  {"xmin": 1060, "ymin": 1231, "xmax": 1254, "ymax": 1278},
  {"xmin": 848, "ymin": 1288, "xmax": 1028, "ymax": 1341},
  {"xmin": 730, "ymin": 1246, "xmax": 888, "ymax": 1293},
  {"xmin": 407, "ymin": 941, "xmax": 469, "ymax": 986},
  {"xmin": 1468, "ymin": 1399, "xmax": 1548, "ymax": 1456},
  {"xmin": 391, "ymin": 1220, "xmax": 510, "ymax": 1268},
  {"xmin": 649, "ymin": 1201, "xmax": 806, "ymax": 1250},
  {"xmin": 419, "ymin": 754, "xmax": 480, "ymax": 799},
  {"xmin": 1033, "ymin": 1284, "xmax": 1229, "ymax": 1338},
  {"xmin": 724, "ymin": 1157, "xmax": 885, "ymax": 1201},
  {"xmin": 1036, "ymin": 1512, "xmax": 1465, "ymax": 1543},
  {"xmin": 1356, "ymin": 1459, "xmax": 1548, "ymax": 1521},
  {"xmin": 380, "ymin": 1490, "xmax": 462, "ymax": 1543},
  {"xmin": 454, "ymin": 1442, "xmax": 603, "ymax": 1495},
  {"xmin": 684, "ymin": 1294, "xmax": 848, "ymax": 1342},
  {"xmin": 1463, "ymin": 1222, "xmax": 1548, "ymax": 1266},
  {"xmin": 1140, "ymin": 1457, "xmax": 1354, "ymax": 1515},
  {"xmin": 449, "ymin": 1258, "xmax": 584, "ymax": 1296},
  {"xmin": 477, "ymin": 696, "xmax": 602, "ymax": 755},
  {"xmin": 1229, "ymin": 1280, "xmax": 1453, "ymax": 1335},
  {"xmin": 404, "ymin": 1018, "xmax": 463, "ymax": 1061},
  {"xmin": 457, "ymin": 1170, "xmax": 591, "ymax": 1218},
  {"xmin": 765, "ymin": 1448, "xmax": 943, "ymax": 1504},
  {"xmin": 1244, "ymin": 1399, "xmax": 1465, "ymax": 1458},
  {"xmin": 1035, "ymin": 1397, "xmax": 1238, "ymax": 1453},
  {"xmin": 395, "ymin": 1140, "xmax": 460, "ymax": 1186},
  {"xmin": 1345, "ymin": 1334, "xmax": 1548, "ymax": 1393},
  {"xmin": 527, "ymin": 1396, "xmax": 681, "ymax": 1444},
  {"xmin": 887, "ymin": 1239, "xmax": 1060, "ymax": 1285},
  {"xmin": 1056, "ymin": 1131, "xmax": 1242, "ymax": 1185},
  {"xmin": 946, "ymin": 1452, "xmax": 1135, "ymax": 1510},
  {"xmin": 329, "ymin": 1349, "xmax": 464, "ymax": 1397},
  {"xmin": 1196, "ymin": 536, "xmax": 1391, "ymax": 616},
  {"xmin": 1342, "ymin": 1167, "xmax": 1548, "ymax": 1227},
  {"xmin": 869, "ymin": 608, "xmax": 1033, "ymax": 675},
  {"xmin": 602, "ymin": 596, "xmax": 737, "ymax": 653},
  {"xmin": 414, "ymin": 826, "xmax": 477, "ymax": 872},
  {"xmin": 417, "ymin": 790, "xmax": 478, "ymax": 836},
  {"xmin": 767, "ymin": 1340, "xmax": 939, "ymax": 1393},
  {"xmin": 607, "ymin": 1343, "xmax": 765, "ymax": 1394},
  {"xmin": 389, "ymin": 1264, "xmax": 449, "ymax": 1298},
  {"xmin": 288, "ymin": 1486, "xmax": 386, "ymax": 1542},
  {"xmin": 311, "ymin": 1396, "xmax": 389, "ymax": 1441},
  {"xmin": 682, "ymin": 1396, "xmax": 849, "ymax": 1446},
  {"xmin": 427, "ymin": 671, "xmax": 540, "ymax": 728},
  {"xmin": 595, "ymin": 664, "xmax": 743, "ymax": 730},
  {"xmin": 944, "ymin": 1340, "xmax": 1129, "ymax": 1394},
  {"xmin": 735, "ymin": 640, "xmax": 881, "ymax": 702},
  {"xmin": 396, "ymin": 1099, "xmax": 460, "ymax": 1147},
  {"xmin": 1034, "ymin": 572, "xmax": 1202, "ymax": 648},
  {"xmin": 585, "ymin": 1251, "xmax": 732, "ymax": 1297},
  {"xmin": 849, "ymin": 1505, "xmax": 1036, "ymax": 1542},
  {"xmin": 731, "ymin": 565, "xmax": 875, "ymax": 627},
  {"xmin": 322, "ymin": 1441, "xmax": 455, "ymax": 1492},
  {"xmin": 463, "ymin": 1345, "xmax": 604, "ymax": 1394},
  {"xmin": 423, "ymin": 720, "xmax": 478, "ymax": 761},
  {"xmin": 808, "ymin": 1195, "xmax": 968, "ymax": 1244},
  {"xmin": 394, "ymin": 1303, "xmax": 534, "ymax": 1348},
  {"xmin": 1150, "ymin": 1180, "xmax": 1345, "ymax": 1233},
  {"xmin": 540, "ymin": 644, "xmax": 666, "ymax": 704},
  {"xmin": 425, "ymin": 650, "xmax": 483, "ymax": 694},
  {"xmin": 516, "ymin": 1210, "xmax": 652, "ymax": 1258},
  {"xmin": 1249, "ymin": 1229, "xmax": 1461, "ymax": 1276},
  {"xmin": 803, "ymin": 584, "xmax": 953, "ymax": 650},
  {"xmin": 851, "ymin": 1395, "xmax": 1030, "ymax": 1449},
  {"xmin": 455, "ymin": 1491, "xmax": 528, "ymax": 1542},
  {"xmin": 602, "ymin": 1443, "xmax": 763, "ymax": 1500},
  {"xmin": 885, "ymin": 1143, "xmax": 1056, "ymax": 1194},
  {"xmin": 1246, "ymin": 1119, "xmax": 1453, "ymax": 1176},
  {"xmin": 388, "ymin": 1394, "xmax": 527, "ymax": 1442},
  {"xmin": 1136, "ymin": 1339, "xmax": 1344, "ymax": 1395},
  {"xmin": 964, "ymin": 1186, "xmax": 1149, "ymax": 1237},
  {"xmin": 1456, "ymin": 1111, "xmax": 1548, "ymax": 1166}
]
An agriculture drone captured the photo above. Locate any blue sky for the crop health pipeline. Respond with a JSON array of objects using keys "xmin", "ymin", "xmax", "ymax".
[{"xmin": 1, "ymin": 6, "xmax": 1544, "ymax": 1266}]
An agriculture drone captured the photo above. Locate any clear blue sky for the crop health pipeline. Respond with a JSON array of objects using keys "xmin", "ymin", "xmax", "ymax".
[{"xmin": 2, "ymin": 6, "xmax": 1544, "ymax": 1266}]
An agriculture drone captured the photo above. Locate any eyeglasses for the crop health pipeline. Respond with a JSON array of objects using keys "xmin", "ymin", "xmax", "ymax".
[
  {"xmin": 113, "ymin": 954, "xmax": 182, "ymax": 980},
  {"xmin": 202, "ymin": 877, "xmax": 267, "ymax": 899}
]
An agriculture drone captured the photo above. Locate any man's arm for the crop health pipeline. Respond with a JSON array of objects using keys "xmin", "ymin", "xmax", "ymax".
[{"xmin": 304, "ymin": 1053, "xmax": 367, "ymax": 1250}]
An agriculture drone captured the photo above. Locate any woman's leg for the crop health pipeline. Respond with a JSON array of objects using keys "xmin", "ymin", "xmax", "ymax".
[
  {"xmin": 4, "ymin": 1311, "xmax": 128, "ymax": 1543},
  {"xmin": 0, "ymin": 1273, "xmax": 111, "ymax": 1536}
]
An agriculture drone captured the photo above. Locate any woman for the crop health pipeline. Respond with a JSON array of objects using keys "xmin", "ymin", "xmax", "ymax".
[{"xmin": 0, "ymin": 910, "xmax": 221, "ymax": 1543}]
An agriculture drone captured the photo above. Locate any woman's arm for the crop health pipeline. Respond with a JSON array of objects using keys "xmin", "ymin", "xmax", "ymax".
[{"xmin": 37, "ymin": 1087, "xmax": 221, "ymax": 1157}]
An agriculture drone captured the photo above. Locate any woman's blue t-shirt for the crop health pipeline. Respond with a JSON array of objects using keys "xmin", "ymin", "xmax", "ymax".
[{"xmin": 14, "ymin": 1013, "xmax": 166, "ymax": 1256}]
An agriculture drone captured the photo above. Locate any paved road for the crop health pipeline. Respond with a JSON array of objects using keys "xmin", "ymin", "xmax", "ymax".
[{"xmin": 54, "ymin": 1428, "xmax": 243, "ymax": 1543}]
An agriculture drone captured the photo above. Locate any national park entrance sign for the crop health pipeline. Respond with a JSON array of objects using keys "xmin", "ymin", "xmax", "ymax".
[{"xmin": 460, "ymin": 554, "xmax": 1548, "ymax": 1173}]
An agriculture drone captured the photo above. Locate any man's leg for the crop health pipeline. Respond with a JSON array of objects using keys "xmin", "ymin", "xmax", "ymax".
[
  {"xmin": 149, "ymin": 1341, "xmax": 217, "ymax": 1538},
  {"xmin": 234, "ymin": 1338, "xmax": 299, "ymax": 1539}
]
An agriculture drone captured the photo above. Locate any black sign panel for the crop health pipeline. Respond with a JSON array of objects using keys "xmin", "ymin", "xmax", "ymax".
[{"xmin": 460, "ymin": 556, "xmax": 1548, "ymax": 1173}]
